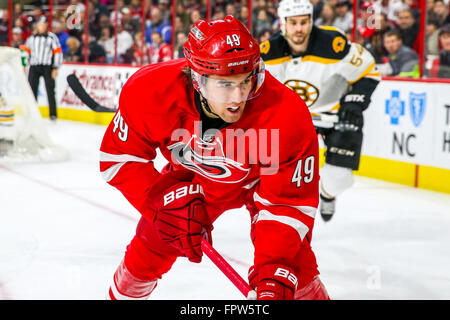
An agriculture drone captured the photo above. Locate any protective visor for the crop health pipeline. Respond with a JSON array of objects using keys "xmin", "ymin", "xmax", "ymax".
[{"xmin": 191, "ymin": 60, "xmax": 265, "ymax": 103}]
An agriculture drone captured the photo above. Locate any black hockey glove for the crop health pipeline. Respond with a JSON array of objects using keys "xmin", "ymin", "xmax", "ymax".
[{"xmin": 336, "ymin": 103, "xmax": 364, "ymax": 132}]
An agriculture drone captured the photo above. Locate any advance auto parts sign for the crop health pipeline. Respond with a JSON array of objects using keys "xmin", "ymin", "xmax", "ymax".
[{"xmin": 38, "ymin": 64, "xmax": 139, "ymax": 112}]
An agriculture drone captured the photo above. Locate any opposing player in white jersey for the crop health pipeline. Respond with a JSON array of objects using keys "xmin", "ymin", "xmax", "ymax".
[{"xmin": 260, "ymin": 0, "xmax": 380, "ymax": 221}]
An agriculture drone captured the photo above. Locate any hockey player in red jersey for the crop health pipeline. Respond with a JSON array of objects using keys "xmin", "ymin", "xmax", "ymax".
[{"xmin": 100, "ymin": 16, "xmax": 329, "ymax": 300}]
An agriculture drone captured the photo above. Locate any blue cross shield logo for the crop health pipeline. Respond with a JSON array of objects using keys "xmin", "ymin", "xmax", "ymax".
[
  {"xmin": 409, "ymin": 92, "xmax": 426, "ymax": 127},
  {"xmin": 385, "ymin": 90, "xmax": 405, "ymax": 125}
]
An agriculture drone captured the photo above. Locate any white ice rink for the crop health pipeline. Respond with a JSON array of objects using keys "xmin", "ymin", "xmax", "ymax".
[{"xmin": 1, "ymin": 119, "xmax": 450, "ymax": 300}]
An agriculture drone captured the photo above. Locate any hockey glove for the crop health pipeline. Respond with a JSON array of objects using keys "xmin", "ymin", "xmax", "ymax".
[
  {"xmin": 336, "ymin": 103, "xmax": 364, "ymax": 132},
  {"xmin": 149, "ymin": 171, "xmax": 212, "ymax": 263},
  {"xmin": 248, "ymin": 264, "xmax": 298, "ymax": 300}
]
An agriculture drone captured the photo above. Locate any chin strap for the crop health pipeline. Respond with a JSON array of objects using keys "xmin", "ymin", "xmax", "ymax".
[{"xmin": 200, "ymin": 95, "xmax": 220, "ymax": 119}]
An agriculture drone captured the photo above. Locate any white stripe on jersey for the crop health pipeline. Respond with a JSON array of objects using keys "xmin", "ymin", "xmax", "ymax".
[
  {"xmin": 99, "ymin": 151, "xmax": 151, "ymax": 182},
  {"xmin": 99, "ymin": 151, "xmax": 151, "ymax": 163},
  {"xmin": 101, "ymin": 162, "xmax": 127, "ymax": 182},
  {"xmin": 253, "ymin": 209, "xmax": 310, "ymax": 241},
  {"xmin": 253, "ymin": 191, "xmax": 317, "ymax": 218}
]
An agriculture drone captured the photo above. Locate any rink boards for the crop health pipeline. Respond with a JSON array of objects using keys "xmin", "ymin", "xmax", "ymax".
[
  {"xmin": 35, "ymin": 63, "xmax": 450, "ymax": 194},
  {"xmin": 359, "ymin": 78, "xmax": 450, "ymax": 194}
]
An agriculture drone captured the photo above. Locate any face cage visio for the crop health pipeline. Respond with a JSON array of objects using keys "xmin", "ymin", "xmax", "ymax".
[{"xmin": 191, "ymin": 59, "xmax": 266, "ymax": 104}]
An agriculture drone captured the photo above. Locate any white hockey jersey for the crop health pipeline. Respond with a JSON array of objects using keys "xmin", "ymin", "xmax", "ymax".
[{"xmin": 260, "ymin": 26, "xmax": 381, "ymax": 115}]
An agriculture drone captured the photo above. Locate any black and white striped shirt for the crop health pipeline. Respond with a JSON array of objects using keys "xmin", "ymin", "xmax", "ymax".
[{"xmin": 23, "ymin": 32, "xmax": 63, "ymax": 68}]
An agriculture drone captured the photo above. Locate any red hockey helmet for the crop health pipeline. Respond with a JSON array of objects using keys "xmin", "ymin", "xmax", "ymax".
[{"xmin": 184, "ymin": 15, "xmax": 265, "ymax": 103}]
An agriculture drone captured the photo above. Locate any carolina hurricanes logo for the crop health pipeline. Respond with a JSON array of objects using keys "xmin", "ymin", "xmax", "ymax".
[{"xmin": 168, "ymin": 135, "xmax": 250, "ymax": 183}]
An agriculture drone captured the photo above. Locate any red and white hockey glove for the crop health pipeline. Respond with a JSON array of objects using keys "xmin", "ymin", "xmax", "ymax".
[
  {"xmin": 248, "ymin": 264, "xmax": 298, "ymax": 300},
  {"xmin": 149, "ymin": 171, "xmax": 212, "ymax": 263}
]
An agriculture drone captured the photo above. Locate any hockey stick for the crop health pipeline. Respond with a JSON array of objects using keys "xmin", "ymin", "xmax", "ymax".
[
  {"xmin": 66, "ymin": 74, "xmax": 114, "ymax": 113},
  {"xmin": 310, "ymin": 113, "xmax": 339, "ymax": 123},
  {"xmin": 201, "ymin": 238, "xmax": 256, "ymax": 300},
  {"xmin": 311, "ymin": 112, "xmax": 362, "ymax": 131}
]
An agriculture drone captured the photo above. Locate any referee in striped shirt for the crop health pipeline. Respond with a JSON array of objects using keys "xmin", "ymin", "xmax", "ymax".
[{"xmin": 22, "ymin": 18, "xmax": 63, "ymax": 120}]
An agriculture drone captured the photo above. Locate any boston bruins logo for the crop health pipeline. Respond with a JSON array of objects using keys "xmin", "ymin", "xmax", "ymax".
[
  {"xmin": 260, "ymin": 40, "xmax": 270, "ymax": 55},
  {"xmin": 283, "ymin": 79, "xmax": 319, "ymax": 108},
  {"xmin": 332, "ymin": 36, "xmax": 346, "ymax": 53}
]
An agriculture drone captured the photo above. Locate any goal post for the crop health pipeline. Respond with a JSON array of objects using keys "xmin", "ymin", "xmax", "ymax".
[{"xmin": 0, "ymin": 46, "xmax": 69, "ymax": 163}]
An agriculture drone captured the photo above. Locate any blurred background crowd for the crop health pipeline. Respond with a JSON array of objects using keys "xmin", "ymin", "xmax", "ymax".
[{"xmin": 1, "ymin": 0, "xmax": 450, "ymax": 78}]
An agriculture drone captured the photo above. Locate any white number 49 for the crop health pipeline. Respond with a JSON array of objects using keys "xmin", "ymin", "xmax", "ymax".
[
  {"xmin": 291, "ymin": 156, "xmax": 315, "ymax": 188},
  {"xmin": 226, "ymin": 34, "xmax": 240, "ymax": 46},
  {"xmin": 112, "ymin": 110, "xmax": 129, "ymax": 142}
]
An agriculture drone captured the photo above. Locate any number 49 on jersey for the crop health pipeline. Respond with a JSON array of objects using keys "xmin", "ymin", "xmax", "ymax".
[{"xmin": 291, "ymin": 156, "xmax": 315, "ymax": 188}]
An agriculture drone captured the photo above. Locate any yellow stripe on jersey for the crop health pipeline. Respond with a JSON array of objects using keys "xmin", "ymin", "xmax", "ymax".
[
  {"xmin": 266, "ymin": 55, "xmax": 341, "ymax": 65},
  {"xmin": 366, "ymin": 71, "xmax": 381, "ymax": 77},
  {"xmin": 264, "ymin": 56, "xmax": 292, "ymax": 65},
  {"xmin": 348, "ymin": 61, "xmax": 376, "ymax": 84},
  {"xmin": 301, "ymin": 55, "xmax": 341, "ymax": 64},
  {"xmin": 331, "ymin": 103, "xmax": 340, "ymax": 111}
]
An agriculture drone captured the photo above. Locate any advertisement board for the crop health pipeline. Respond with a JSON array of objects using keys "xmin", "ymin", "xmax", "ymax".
[
  {"xmin": 364, "ymin": 81, "xmax": 450, "ymax": 171},
  {"xmin": 36, "ymin": 64, "xmax": 138, "ymax": 122}
]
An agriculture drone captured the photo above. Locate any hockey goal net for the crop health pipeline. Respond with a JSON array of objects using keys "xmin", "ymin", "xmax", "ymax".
[{"xmin": 0, "ymin": 46, "xmax": 69, "ymax": 163}]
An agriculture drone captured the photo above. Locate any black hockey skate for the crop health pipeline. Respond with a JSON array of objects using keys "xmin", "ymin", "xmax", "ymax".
[{"xmin": 319, "ymin": 193, "xmax": 336, "ymax": 222}]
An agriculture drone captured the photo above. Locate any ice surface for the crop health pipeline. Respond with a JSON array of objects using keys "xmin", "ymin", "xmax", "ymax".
[{"xmin": 0, "ymin": 120, "xmax": 449, "ymax": 300}]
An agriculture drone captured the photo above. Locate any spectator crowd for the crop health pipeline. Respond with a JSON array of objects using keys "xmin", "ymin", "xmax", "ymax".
[{"xmin": 1, "ymin": 0, "xmax": 450, "ymax": 78}]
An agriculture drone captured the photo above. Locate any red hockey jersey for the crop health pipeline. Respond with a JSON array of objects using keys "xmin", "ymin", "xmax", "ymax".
[{"xmin": 100, "ymin": 59, "xmax": 320, "ymax": 282}]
